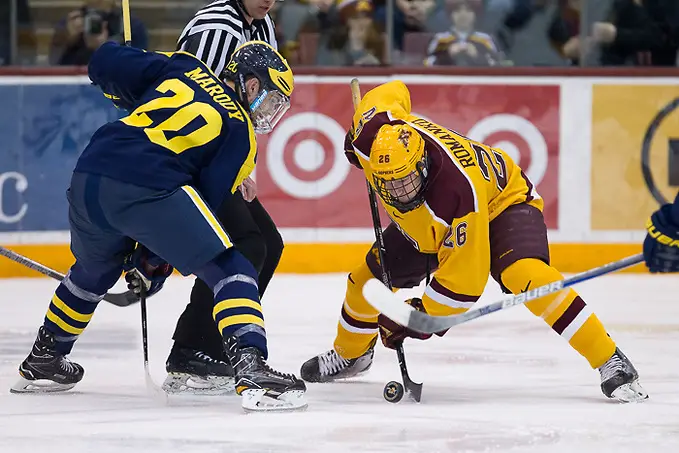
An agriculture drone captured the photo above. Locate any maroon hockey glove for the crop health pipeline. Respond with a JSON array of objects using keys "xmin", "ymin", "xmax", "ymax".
[
  {"xmin": 378, "ymin": 298, "xmax": 433, "ymax": 349},
  {"xmin": 344, "ymin": 128, "xmax": 363, "ymax": 169}
]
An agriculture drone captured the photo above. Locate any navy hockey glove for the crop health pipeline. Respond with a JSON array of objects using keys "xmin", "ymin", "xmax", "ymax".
[
  {"xmin": 644, "ymin": 201, "xmax": 679, "ymax": 273},
  {"xmin": 378, "ymin": 298, "xmax": 434, "ymax": 349},
  {"xmin": 122, "ymin": 246, "xmax": 173, "ymax": 297}
]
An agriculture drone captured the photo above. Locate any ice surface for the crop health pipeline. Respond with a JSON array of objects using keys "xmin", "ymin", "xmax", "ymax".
[{"xmin": 1, "ymin": 274, "xmax": 678, "ymax": 453}]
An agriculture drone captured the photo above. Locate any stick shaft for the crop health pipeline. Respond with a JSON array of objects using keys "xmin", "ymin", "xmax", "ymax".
[
  {"xmin": 121, "ymin": 0, "xmax": 132, "ymax": 46},
  {"xmin": 350, "ymin": 78, "xmax": 422, "ymax": 400}
]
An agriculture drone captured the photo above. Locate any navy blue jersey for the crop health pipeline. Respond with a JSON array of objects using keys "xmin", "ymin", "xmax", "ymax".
[{"xmin": 76, "ymin": 42, "xmax": 256, "ymax": 209}]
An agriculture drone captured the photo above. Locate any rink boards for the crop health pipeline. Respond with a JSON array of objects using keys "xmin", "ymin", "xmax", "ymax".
[{"xmin": 2, "ymin": 73, "xmax": 678, "ymax": 276}]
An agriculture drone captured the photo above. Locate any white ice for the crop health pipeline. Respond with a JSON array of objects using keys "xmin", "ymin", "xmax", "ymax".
[{"xmin": 1, "ymin": 273, "xmax": 678, "ymax": 453}]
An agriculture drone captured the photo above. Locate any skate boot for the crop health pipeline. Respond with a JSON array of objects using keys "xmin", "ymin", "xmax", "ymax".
[
  {"xmin": 162, "ymin": 344, "xmax": 235, "ymax": 395},
  {"xmin": 300, "ymin": 347, "xmax": 374, "ymax": 383},
  {"xmin": 598, "ymin": 347, "xmax": 648, "ymax": 403},
  {"xmin": 11, "ymin": 326, "xmax": 84, "ymax": 393},
  {"xmin": 225, "ymin": 337, "xmax": 307, "ymax": 412}
]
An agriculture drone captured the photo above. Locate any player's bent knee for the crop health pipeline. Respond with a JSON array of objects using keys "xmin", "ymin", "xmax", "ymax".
[
  {"xmin": 235, "ymin": 235, "xmax": 267, "ymax": 274},
  {"xmin": 500, "ymin": 258, "xmax": 564, "ymax": 295},
  {"xmin": 194, "ymin": 248, "xmax": 259, "ymax": 299},
  {"xmin": 264, "ymin": 229, "xmax": 284, "ymax": 265},
  {"xmin": 69, "ymin": 261, "xmax": 122, "ymax": 295}
]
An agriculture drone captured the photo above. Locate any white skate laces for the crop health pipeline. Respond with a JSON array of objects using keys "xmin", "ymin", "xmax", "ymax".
[
  {"xmin": 599, "ymin": 353, "xmax": 624, "ymax": 381},
  {"xmin": 318, "ymin": 350, "xmax": 350, "ymax": 376},
  {"xmin": 59, "ymin": 359, "xmax": 78, "ymax": 375}
]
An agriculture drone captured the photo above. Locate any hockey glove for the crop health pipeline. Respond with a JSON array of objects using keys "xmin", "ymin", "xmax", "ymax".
[
  {"xmin": 378, "ymin": 298, "xmax": 433, "ymax": 349},
  {"xmin": 644, "ymin": 201, "xmax": 679, "ymax": 273},
  {"xmin": 344, "ymin": 128, "xmax": 363, "ymax": 169},
  {"xmin": 122, "ymin": 246, "xmax": 173, "ymax": 298}
]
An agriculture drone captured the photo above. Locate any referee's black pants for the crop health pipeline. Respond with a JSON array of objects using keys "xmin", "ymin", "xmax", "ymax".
[{"xmin": 171, "ymin": 191, "xmax": 283, "ymax": 360}]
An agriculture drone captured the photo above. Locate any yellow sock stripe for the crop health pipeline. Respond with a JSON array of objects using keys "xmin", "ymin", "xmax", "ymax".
[
  {"xmin": 217, "ymin": 314, "xmax": 265, "ymax": 333},
  {"xmin": 51, "ymin": 294, "xmax": 94, "ymax": 323},
  {"xmin": 181, "ymin": 186, "xmax": 232, "ymax": 248},
  {"xmin": 213, "ymin": 298, "xmax": 262, "ymax": 320},
  {"xmin": 46, "ymin": 309, "xmax": 85, "ymax": 335}
]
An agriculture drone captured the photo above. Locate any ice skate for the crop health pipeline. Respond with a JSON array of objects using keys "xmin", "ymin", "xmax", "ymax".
[
  {"xmin": 599, "ymin": 347, "xmax": 648, "ymax": 403},
  {"xmin": 11, "ymin": 326, "xmax": 84, "ymax": 394},
  {"xmin": 225, "ymin": 337, "xmax": 306, "ymax": 412},
  {"xmin": 300, "ymin": 347, "xmax": 374, "ymax": 383},
  {"xmin": 162, "ymin": 345, "xmax": 235, "ymax": 395}
]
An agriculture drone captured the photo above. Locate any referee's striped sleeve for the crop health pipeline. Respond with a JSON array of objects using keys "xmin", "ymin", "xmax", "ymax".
[
  {"xmin": 261, "ymin": 16, "xmax": 278, "ymax": 51},
  {"xmin": 178, "ymin": 28, "xmax": 238, "ymax": 76}
]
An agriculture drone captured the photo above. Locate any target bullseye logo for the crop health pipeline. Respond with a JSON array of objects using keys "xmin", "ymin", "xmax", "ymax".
[{"xmin": 267, "ymin": 112, "xmax": 350, "ymax": 199}]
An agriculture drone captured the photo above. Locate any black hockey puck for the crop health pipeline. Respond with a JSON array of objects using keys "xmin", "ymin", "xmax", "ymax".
[{"xmin": 383, "ymin": 381, "xmax": 404, "ymax": 403}]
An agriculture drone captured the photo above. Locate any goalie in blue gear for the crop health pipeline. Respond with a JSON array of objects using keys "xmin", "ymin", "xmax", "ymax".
[
  {"xmin": 644, "ymin": 192, "xmax": 679, "ymax": 273},
  {"xmin": 11, "ymin": 40, "xmax": 307, "ymax": 412}
]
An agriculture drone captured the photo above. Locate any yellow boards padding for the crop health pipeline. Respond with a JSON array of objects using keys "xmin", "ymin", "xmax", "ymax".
[{"xmin": 0, "ymin": 243, "xmax": 646, "ymax": 278}]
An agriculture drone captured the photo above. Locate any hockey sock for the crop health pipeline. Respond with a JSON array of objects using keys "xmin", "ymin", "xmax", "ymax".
[
  {"xmin": 333, "ymin": 260, "xmax": 380, "ymax": 360},
  {"xmin": 43, "ymin": 262, "xmax": 120, "ymax": 354},
  {"xmin": 195, "ymin": 249, "xmax": 267, "ymax": 358},
  {"xmin": 500, "ymin": 258, "xmax": 616, "ymax": 369}
]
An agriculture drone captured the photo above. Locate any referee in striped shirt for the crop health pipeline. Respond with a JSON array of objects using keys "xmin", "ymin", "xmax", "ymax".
[{"xmin": 165, "ymin": 0, "xmax": 284, "ymax": 392}]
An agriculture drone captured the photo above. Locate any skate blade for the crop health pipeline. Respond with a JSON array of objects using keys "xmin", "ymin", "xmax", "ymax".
[
  {"xmin": 240, "ymin": 389, "xmax": 307, "ymax": 412},
  {"xmin": 162, "ymin": 373, "xmax": 235, "ymax": 396},
  {"xmin": 610, "ymin": 380, "xmax": 649, "ymax": 403},
  {"xmin": 10, "ymin": 376, "xmax": 76, "ymax": 394}
]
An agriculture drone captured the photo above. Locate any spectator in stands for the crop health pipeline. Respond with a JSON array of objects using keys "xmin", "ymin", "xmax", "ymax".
[
  {"xmin": 50, "ymin": 0, "xmax": 147, "ymax": 66},
  {"xmin": 324, "ymin": 0, "xmax": 385, "ymax": 65},
  {"xmin": 425, "ymin": 0, "xmax": 502, "ymax": 65},
  {"xmin": 593, "ymin": 0, "xmax": 679, "ymax": 66},
  {"xmin": 375, "ymin": 0, "xmax": 441, "ymax": 51},
  {"xmin": 548, "ymin": 0, "xmax": 583, "ymax": 65},
  {"xmin": 0, "ymin": 0, "xmax": 35, "ymax": 65}
]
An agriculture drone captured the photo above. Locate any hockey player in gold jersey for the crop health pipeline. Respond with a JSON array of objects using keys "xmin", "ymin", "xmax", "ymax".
[{"xmin": 300, "ymin": 80, "xmax": 648, "ymax": 403}]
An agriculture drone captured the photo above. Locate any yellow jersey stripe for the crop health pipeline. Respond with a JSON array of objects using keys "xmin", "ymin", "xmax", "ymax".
[
  {"xmin": 217, "ymin": 314, "xmax": 265, "ymax": 333},
  {"xmin": 213, "ymin": 298, "xmax": 262, "ymax": 320},
  {"xmin": 46, "ymin": 309, "xmax": 85, "ymax": 335},
  {"xmin": 51, "ymin": 295, "xmax": 94, "ymax": 323},
  {"xmin": 181, "ymin": 186, "xmax": 233, "ymax": 248}
]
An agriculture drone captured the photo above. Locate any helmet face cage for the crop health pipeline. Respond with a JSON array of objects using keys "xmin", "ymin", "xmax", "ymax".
[
  {"xmin": 223, "ymin": 41, "xmax": 293, "ymax": 134},
  {"xmin": 373, "ymin": 156, "xmax": 429, "ymax": 213},
  {"xmin": 249, "ymin": 88, "xmax": 290, "ymax": 134}
]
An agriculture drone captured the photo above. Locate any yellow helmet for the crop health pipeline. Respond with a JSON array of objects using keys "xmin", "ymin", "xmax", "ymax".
[{"xmin": 369, "ymin": 124, "xmax": 429, "ymax": 212}]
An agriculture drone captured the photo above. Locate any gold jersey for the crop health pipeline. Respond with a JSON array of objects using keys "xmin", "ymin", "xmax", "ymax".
[{"xmin": 349, "ymin": 80, "xmax": 544, "ymax": 307}]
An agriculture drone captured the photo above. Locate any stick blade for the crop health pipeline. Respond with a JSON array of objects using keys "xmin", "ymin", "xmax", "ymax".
[
  {"xmin": 362, "ymin": 279, "xmax": 414, "ymax": 326},
  {"xmin": 363, "ymin": 278, "xmax": 463, "ymax": 334}
]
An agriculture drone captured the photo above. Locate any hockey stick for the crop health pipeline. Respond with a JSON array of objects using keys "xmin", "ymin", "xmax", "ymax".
[
  {"xmin": 121, "ymin": 0, "xmax": 165, "ymax": 400},
  {"xmin": 363, "ymin": 253, "xmax": 644, "ymax": 335},
  {"xmin": 0, "ymin": 245, "xmax": 138, "ymax": 307},
  {"xmin": 350, "ymin": 78, "xmax": 423, "ymax": 403}
]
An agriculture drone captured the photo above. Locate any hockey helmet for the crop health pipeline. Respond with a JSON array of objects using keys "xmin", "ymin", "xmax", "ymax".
[
  {"xmin": 223, "ymin": 40, "xmax": 294, "ymax": 134},
  {"xmin": 369, "ymin": 124, "xmax": 429, "ymax": 213}
]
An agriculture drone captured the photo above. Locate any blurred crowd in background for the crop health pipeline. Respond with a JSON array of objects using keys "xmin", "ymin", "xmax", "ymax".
[{"xmin": 1, "ymin": 0, "xmax": 678, "ymax": 68}]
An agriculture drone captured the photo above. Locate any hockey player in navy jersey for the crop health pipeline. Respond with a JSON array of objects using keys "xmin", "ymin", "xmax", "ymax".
[
  {"xmin": 644, "ymin": 192, "xmax": 679, "ymax": 273},
  {"xmin": 11, "ymin": 40, "xmax": 306, "ymax": 411}
]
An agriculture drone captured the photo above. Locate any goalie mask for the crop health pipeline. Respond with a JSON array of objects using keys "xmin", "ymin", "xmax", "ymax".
[
  {"xmin": 369, "ymin": 124, "xmax": 429, "ymax": 213},
  {"xmin": 223, "ymin": 41, "xmax": 293, "ymax": 134}
]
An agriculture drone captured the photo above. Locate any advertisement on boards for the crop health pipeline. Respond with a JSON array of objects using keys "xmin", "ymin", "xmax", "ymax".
[
  {"xmin": 591, "ymin": 85, "xmax": 679, "ymax": 230},
  {"xmin": 256, "ymin": 81, "xmax": 561, "ymax": 230}
]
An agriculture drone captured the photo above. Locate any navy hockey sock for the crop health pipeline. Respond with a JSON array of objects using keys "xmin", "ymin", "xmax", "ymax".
[
  {"xmin": 43, "ymin": 263, "xmax": 120, "ymax": 354},
  {"xmin": 196, "ymin": 249, "xmax": 267, "ymax": 358}
]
